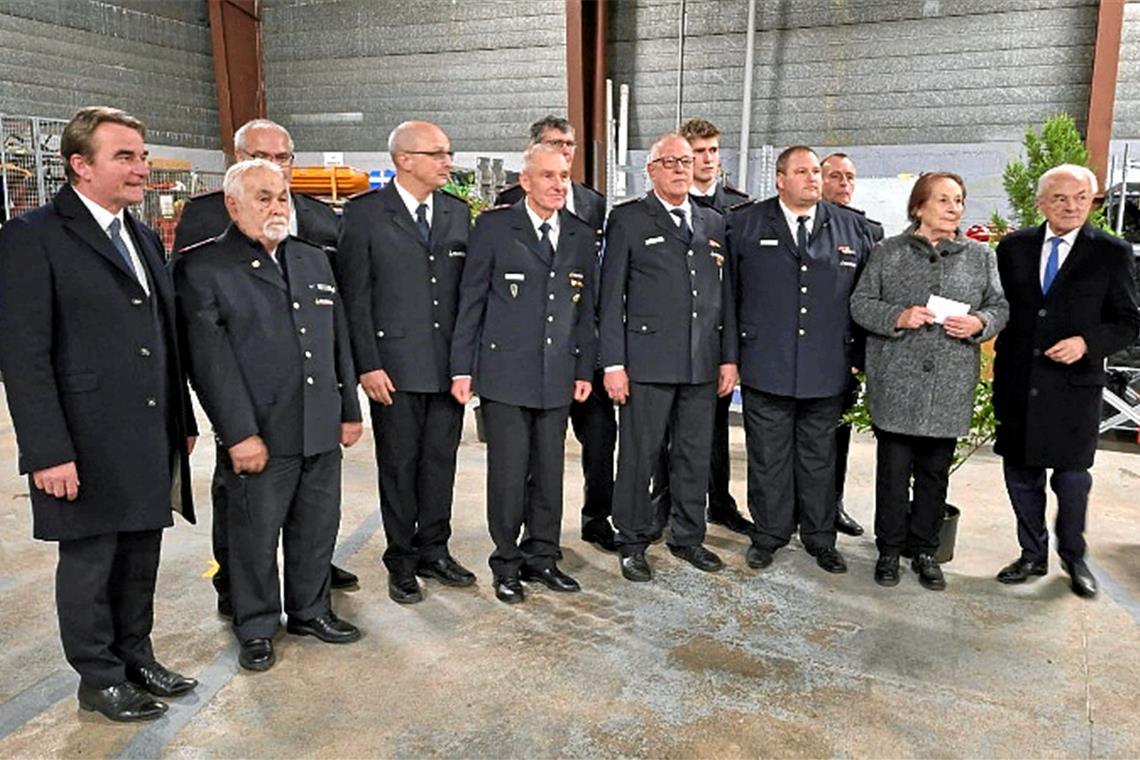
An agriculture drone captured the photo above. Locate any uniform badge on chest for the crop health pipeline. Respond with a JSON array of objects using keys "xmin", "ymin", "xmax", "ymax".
[{"xmin": 510, "ymin": 283, "xmax": 519, "ymax": 299}]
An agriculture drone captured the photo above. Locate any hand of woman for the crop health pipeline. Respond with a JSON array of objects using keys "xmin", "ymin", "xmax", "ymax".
[
  {"xmin": 943, "ymin": 314, "xmax": 984, "ymax": 340},
  {"xmin": 896, "ymin": 306, "xmax": 936, "ymax": 330}
]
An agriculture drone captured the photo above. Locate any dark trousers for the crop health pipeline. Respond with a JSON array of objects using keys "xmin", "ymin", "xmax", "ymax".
[
  {"xmin": 1002, "ymin": 463, "xmax": 1092, "ymax": 564},
  {"xmin": 481, "ymin": 400, "xmax": 570, "ymax": 578},
  {"xmin": 743, "ymin": 388, "xmax": 843, "ymax": 553},
  {"xmin": 613, "ymin": 381, "xmax": 715, "ymax": 554},
  {"xmin": 223, "ymin": 450, "xmax": 341, "ymax": 641},
  {"xmin": 569, "ymin": 368, "xmax": 617, "ymax": 529},
  {"xmin": 56, "ymin": 529, "xmax": 162, "ymax": 689},
  {"xmin": 873, "ymin": 428, "xmax": 956, "ymax": 556},
  {"xmin": 650, "ymin": 392, "xmax": 738, "ymax": 526},
  {"xmin": 835, "ymin": 383, "xmax": 859, "ymax": 503},
  {"xmin": 211, "ymin": 443, "xmax": 231, "ymax": 598},
  {"xmin": 371, "ymin": 391, "xmax": 463, "ymax": 577}
]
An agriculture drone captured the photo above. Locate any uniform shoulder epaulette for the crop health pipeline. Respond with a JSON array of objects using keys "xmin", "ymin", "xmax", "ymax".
[
  {"xmin": 288, "ymin": 234, "xmax": 325, "ymax": 251},
  {"xmin": 187, "ymin": 188, "xmax": 222, "ymax": 202},
  {"xmin": 175, "ymin": 235, "xmax": 218, "ymax": 255},
  {"xmin": 498, "ymin": 182, "xmax": 522, "ymax": 194},
  {"xmin": 612, "ymin": 195, "xmax": 640, "ymax": 207},
  {"xmin": 727, "ymin": 198, "xmax": 754, "ymax": 212},
  {"xmin": 576, "ymin": 182, "xmax": 604, "ymax": 199},
  {"xmin": 346, "ymin": 187, "xmax": 379, "ymax": 201},
  {"xmin": 723, "ymin": 184, "xmax": 750, "ymax": 200},
  {"xmin": 481, "ymin": 203, "xmax": 513, "ymax": 214}
]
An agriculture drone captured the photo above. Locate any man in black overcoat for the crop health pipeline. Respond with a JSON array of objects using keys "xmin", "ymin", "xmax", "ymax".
[
  {"xmin": 173, "ymin": 160, "xmax": 364, "ymax": 671},
  {"xmin": 172, "ymin": 119, "xmax": 356, "ymax": 608},
  {"xmin": 0, "ymin": 107, "xmax": 198, "ymax": 721},
  {"xmin": 451, "ymin": 145, "xmax": 597, "ymax": 604},
  {"xmin": 993, "ymin": 164, "xmax": 1140, "ymax": 598},
  {"xmin": 336, "ymin": 120, "xmax": 477, "ymax": 604},
  {"xmin": 598, "ymin": 133, "xmax": 739, "ymax": 583}
]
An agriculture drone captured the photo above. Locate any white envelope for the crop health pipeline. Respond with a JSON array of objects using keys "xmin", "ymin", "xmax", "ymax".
[{"xmin": 926, "ymin": 294, "xmax": 970, "ymax": 324}]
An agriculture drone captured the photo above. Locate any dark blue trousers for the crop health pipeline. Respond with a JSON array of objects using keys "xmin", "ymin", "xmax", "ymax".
[{"xmin": 1002, "ymin": 463, "xmax": 1092, "ymax": 564}]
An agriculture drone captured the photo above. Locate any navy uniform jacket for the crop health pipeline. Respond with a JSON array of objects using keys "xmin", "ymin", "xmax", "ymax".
[
  {"xmin": 335, "ymin": 183, "xmax": 469, "ymax": 393},
  {"xmin": 846, "ymin": 205, "xmax": 885, "ymax": 243},
  {"xmin": 690, "ymin": 182, "xmax": 750, "ymax": 215},
  {"xmin": 993, "ymin": 223, "xmax": 1139, "ymax": 469},
  {"xmin": 598, "ymin": 193, "xmax": 736, "ymax": 384},
  {"xmin": 173, "ymin": 189, "xmax": 341, "ymax": 257},
  {"xmin": 728, "ymin": 197, "xmax": 873, "ymax": 398},
  {"xmin": 0, "ymin": 185, "xmax": 196, "ymax": 540},
  {"xmin": 497, "ymin": 181, "xmax": 606, "ymax": 237},
  {"xmin": 173, "ymin": 228, "xmax": 361, "ymax": 458},
  {"xmin": 450, "ymin": 202, "xmax": 597, "ymax": 410}
]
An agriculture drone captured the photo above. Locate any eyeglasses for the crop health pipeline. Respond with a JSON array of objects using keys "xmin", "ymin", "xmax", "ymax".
[
  {"xmin": 542, "ymin": 139, "xmax": 577, "ymax": 150},
  {"xmin": 404, "ymin": 150, "xmax": 455, "ymax": 160},
  {"xmin": 246, "ymin": 151, "xmax": 294, "ymax": 164},
  {"xmin": 651, "ymin": 156, "xmax": 694, "ymax": 170}
]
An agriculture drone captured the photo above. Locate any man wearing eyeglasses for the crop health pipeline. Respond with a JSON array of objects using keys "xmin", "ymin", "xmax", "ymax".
[
  {"xmin": 172, "ymin": 119, "xmax": 357, "ymax": 617},
  {"xmin": 727, "ymin": 146, "xmax": 874, "ymax": 576},
  {"xmin": 336, "ymin": 121, "xmax": 478, "ymax": 605},
  {"xmin": 598, "ymin": 133, "xmax": 738, "ymax": 582},
  {"xmin": 497, "ymin": 116, "xmax": 617, "ymax": 554}
]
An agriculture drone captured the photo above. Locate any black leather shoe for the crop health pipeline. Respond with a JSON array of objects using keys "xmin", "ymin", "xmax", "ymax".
[
  {"xmin": 416, "ymin": 556, "xmax": 477, "ymax": 587},
  {"xmin": 238, "ymin": 638, "xmax": 275, "ymax": 672},
  {"xmin": 330, "ymin": 564, "xmax": 359, "ymax": 590},
  {"xmin": 812, "ymin": 547, "xmax": 848, "ymax": 574},
  {"xmin": 746, "ymin": 545, "xmax": 774, "ymax": 569},
  {"xmin": 1062, "ymin": 559, "xmax": 1098, "ymax": 598},
  {"xmin": 493, "ymin": 575, "xmax": 525, "ymax": 604},
  {"xmin": 286, "ymin": 611, "xmax": 362, "ymax": 644},
  {"xmin": 620, "ymin": 552, "xmax": 652, "ymax": 582},
  {"xmin": 835, "ymin": 504, "xmax": 865, "ymax": 537},
  {"xmin": 996, "ymin": 557, "xmax": 1048, "ymax": 584},
  {"xmin": 874, "ymin": 554, "xmax": 900, "ymax": 587},
  {"xmin": 581, "ymin": 521, "xmax": 619, "ymax": 552},
  {"xmin": 78, "ymin": 682, "xmax": 167, "ymax": 722},
  {"xmin": 521, "ymin": 564, "xmax": 581, "ymax": 592},
  {"xmin": 126, "ymin": 662, "xmax": 197, "ymax": 698},
  {"xmin": 669, "ymin": 544, "xmax": 724, "ymax": 572},
  {"xmin": 217, "ymin": 594, "xmax": 233, "ymax": 619},
  {"xmin": 388, "ymin": 574, "xmax": 423, "ymax": 604},
  {"xmin": 912, "ymin": 553, "xmax": 946, "ymax": 591},
  {"xmin": 707, "ymin": 508, "xmax": 754, "ymax": 535}
]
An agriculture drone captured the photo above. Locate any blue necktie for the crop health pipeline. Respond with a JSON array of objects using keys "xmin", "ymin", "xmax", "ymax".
[
  {"xmin": 415, "ymin": 203, "xmax": 430, "ymax": 242},
  {"xmin": 107, "ymin": 218, "xmax": 136, "ymax": 275},
  {"xmin": 670, "ymin": 208, "xmax": 692, "ymax": 244},
  {"xmin": 1042, "ymin": 236, "xmax": 1061, "ymax": 294},
  {"xmin": 796, "ymin": 215, "xmax": 810, "ymax": 258},
  {"xmin": 538, "ymin": 221, "xmax": 555, "ymax": 260}
]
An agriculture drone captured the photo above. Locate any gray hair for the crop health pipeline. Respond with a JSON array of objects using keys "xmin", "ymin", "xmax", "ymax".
[
  {"xmin": 521, "ymin": 142, "xmax": 568, "ymax": 173},
  {"xmin": 647, "ymin": 132, "xmax": 687, "ymax": 164},
  {"xmin": 223, "ymin": 158, "xmax": 286, "ymax": 201},
  {"xmin": 233, "ymin": 119, "xmax": 294, "ymax": 154},
  {"xmin": 1036, "ymin": 163, "xmax": 1098, "ymax": 197},
  {"xmin": 528, "ymin": 116, "xmax": 574, "ymax": 145}
]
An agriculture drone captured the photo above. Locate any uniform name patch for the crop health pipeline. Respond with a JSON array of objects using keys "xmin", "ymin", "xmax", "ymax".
[
  {"xmin": 449, "ymin": 250, "xmax": 466, "ymax": 257},
  {"xmin": 760, "ymin": 239, "xmax": 779, "ymax": 247},
  {"xmin": 645, "ymin": 236, "xmax": 665, "ymax": 246},
  {"xmin": 315, "ymin": 297, "xmax": 334, "ymax": 306},
  {"xmin": 505, "ymin": 273, "xmax": 525, "ymax": 281}
]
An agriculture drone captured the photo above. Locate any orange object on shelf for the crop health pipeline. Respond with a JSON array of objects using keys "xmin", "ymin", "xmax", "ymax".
[{"xmin": 290, "ymin": 165, "xmax": 370, "ymax": 200}]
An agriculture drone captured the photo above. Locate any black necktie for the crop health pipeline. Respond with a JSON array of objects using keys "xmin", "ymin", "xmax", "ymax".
[
  {"xmin": 539, "ymin": 221, "xmax": 555, "ymax": 260},
  {"xmin": 796, "ymin": 214, "xmax": 810, "ymax": 258},
  {"xmin": 415, "ymin": 203, "xmax": 430, "ymax": 242},
  {"xmin": 670, "ymin": 208, "xmax": 692, "ymax": 244}
]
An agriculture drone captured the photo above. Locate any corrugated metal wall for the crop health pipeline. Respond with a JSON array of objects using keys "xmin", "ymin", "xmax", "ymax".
[
  {"xmin": 261, "ymin": 0, "xmax": 568, "ymax": 153},
  {"xmin": 0, "ymin": 0, "xmax": 219, "ymax": 150},
  {"xmin": 1115, "ymin": 0, "xmax": 1140, "ymax": 140},
  {"xmin": 609, "ymin": 0, "xmax": 1100, "ymax": 150}
]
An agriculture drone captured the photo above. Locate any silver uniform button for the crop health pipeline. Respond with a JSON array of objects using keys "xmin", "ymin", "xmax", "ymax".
[
  {"xmin": 433, "ymin": 322, "xmax": 440, "ymax": 329},
  {"xmin": 801, "ymin": 286, "xmax": 807, "ymax": 294},
  {"xmin": 139, "ymin": 347, "xmax": 150, "ymax": 357},
  {"xmin": 146, "ymin": 398, "xmax": 156, "ymax": 407},
  {"xmin": 377, "ymin": 330, "xmax": 384, "ymax": 337},
  {"xmin": 299, "ymin": 327, "xmax": 306, "ymax": 334},
  {"xmin": 548, "ymin": 293, "xmax": 555, "ymax": 300},
  {"xmin": 547, "ymin": 315, "xmax": 554, "ymax": 322},
  {"xmin": 306, "ymin": 376, "xmax": 314, "ymax": 385},
  {"xmin": 546, "ymin": 337, "xmax": 552, "ymax": 345},
  {"xmin": 293, "ymin": 301, "xmax": 300, "ymax": 310},
  {"xmin": 131, "ymin": 298, "xmax": 143, "ymax": 306},
  {"xmin": 798, "ymin": 328, "xmax": 806, "ymax": 336},
  {"xmin": 428, "ymin": 255, "xmax": 434, "ymax": 261},
  {"xmin": 800, "ymin": 306, "xmax": 807, "ymax": 314},
  {"xmin": 692, "ymin": 311, "xmax": 697, "ymax": 318},
  {"xmin": 304, "ymin": 350, "xmax": 312, "ymax": 359},
  {"xmin": 433, "ymin": 300, "xmax": 439, "ymax": 306},
  {"xmin": 549, "ymin": 272, "xmax": 555, "ymax": 278},
  {"xmin": 430, "ymin": 277, "xmax": 437, "ymax": 284}
]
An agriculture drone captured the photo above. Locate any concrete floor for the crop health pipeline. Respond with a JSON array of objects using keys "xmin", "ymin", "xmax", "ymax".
[{"xmin": 0, "ymin": 393, "xmax": 1137, "ymax": 759}]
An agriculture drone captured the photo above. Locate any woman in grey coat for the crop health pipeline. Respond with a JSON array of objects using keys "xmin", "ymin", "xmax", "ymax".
[{"xmin": 850, "ymin": 172, "xmax": 1008, "ymax": 591}]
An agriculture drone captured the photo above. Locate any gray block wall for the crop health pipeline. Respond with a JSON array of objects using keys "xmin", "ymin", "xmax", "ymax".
[
  {"xmin": 262, "ymin": 0, "xmax": 568, "ymax": 153},
  {"xmin": 1115, "ymin": 0, "xmax": 1140, "ymax": 140},
  {"xmin": 0, "ymin": 0, "xmax": 219, "ymax": 150}
]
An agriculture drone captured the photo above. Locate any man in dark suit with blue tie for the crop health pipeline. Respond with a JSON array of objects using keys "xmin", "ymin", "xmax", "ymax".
[
  {"xmin": 336, "ymin": 121, "xmax": 477, "ymax": 604},
  {"xmin": 0, "ymin": 107, "xmax": 198, "ymax": 721},
  {"xmin": 598, "ymin": 133, "xmax": 738, "ymax": 583},
  {"xmin": 993, "ymin": 164, "xmax": 1140, "ymax": 598},
  {"xmin": 451, "ymin": 144, "xmax": 598, "ymax": 604},
  {"xmin": 727, "ymin": 146, "xmax": 874, "ymax": 575}
]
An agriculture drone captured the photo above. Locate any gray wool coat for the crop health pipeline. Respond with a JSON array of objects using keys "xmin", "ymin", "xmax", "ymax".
[{"xmin": 850, "ymin": 228, "xmax": 1009, "ymax": 438}]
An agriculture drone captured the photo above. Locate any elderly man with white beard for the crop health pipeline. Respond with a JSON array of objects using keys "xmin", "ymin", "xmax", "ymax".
[{"xmin": 173, "ymin": 159, "xmax": 364, "ymax": 672}]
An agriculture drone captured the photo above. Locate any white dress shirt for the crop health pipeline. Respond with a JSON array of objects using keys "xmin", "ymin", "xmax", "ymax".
[
  {"xmin": 525, "ymin": 201, "xmax": 560, "ymax": 250},
  {"xmin": 1040, "ymin": 225, "xmax": 1079, "ymax": 287},
  {"xmin": 689, "ymin": 179, "xmax": 718, "ymax": 199},
  {"xmin": 74, "ymin": 188, "xmax": 150, "ymax": 296},
  {"xmin": 394, "ymin": 178, "xmax": 433, "ymax": 227},
  {"xmin": 778, "ymin": 199, "xmax": 816, "ymax": 243}
]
